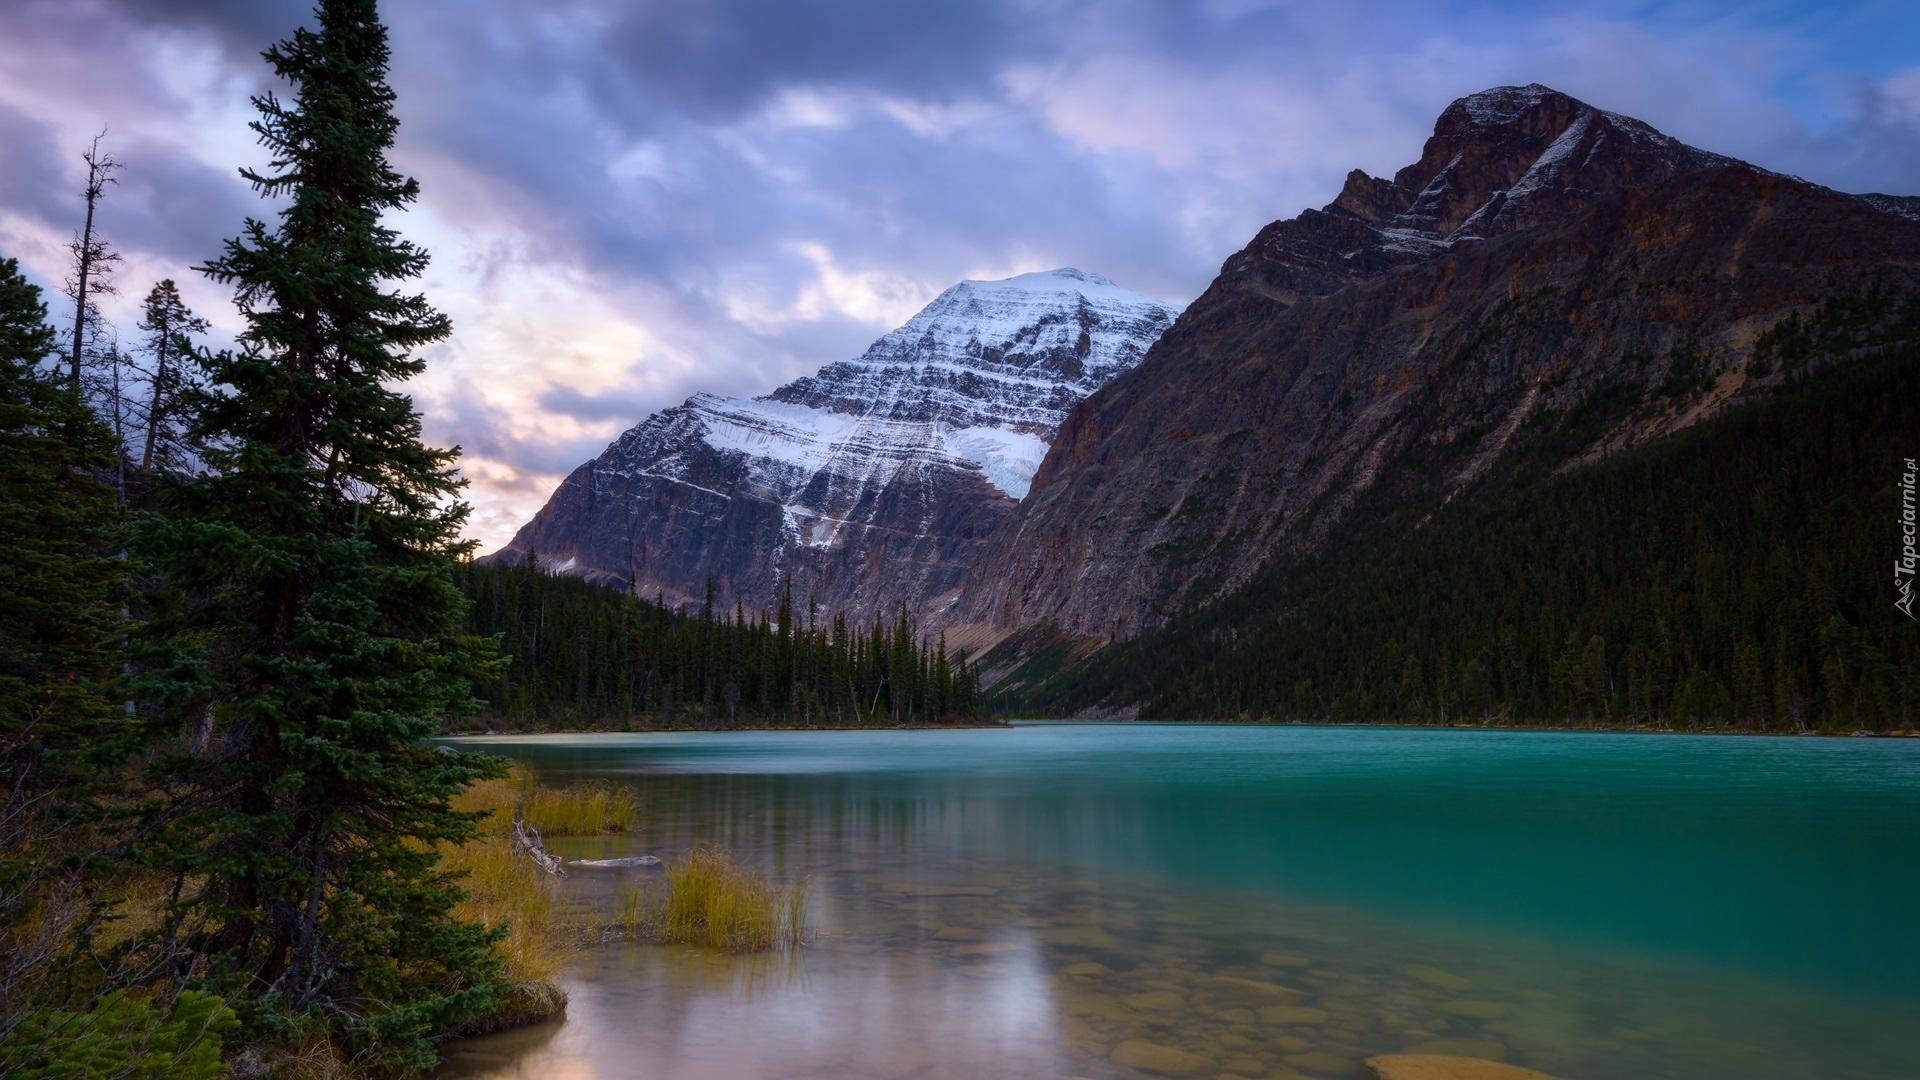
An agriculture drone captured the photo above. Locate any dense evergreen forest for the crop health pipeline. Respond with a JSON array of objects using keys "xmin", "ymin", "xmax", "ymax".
[
  {"xmin": 995, "ymin": 340, "xmax": 1920, "ymax": 731},
  {"xmin": 454, "ymin": 560, "xmax": 985, "ymax": 728}
]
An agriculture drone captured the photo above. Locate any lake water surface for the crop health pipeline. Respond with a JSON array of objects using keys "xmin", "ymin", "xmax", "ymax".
[{"xmin": 430, "ymin": 723, "xmax": 1920, "ymax": 1080}]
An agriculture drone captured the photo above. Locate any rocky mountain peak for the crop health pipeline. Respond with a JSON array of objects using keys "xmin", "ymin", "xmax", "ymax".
[
  {"xmin": 1235, "ymin": 84, "xmax": 1740, "ymax": 306},
  {"xmin": 489, "ymin": 269, "xmax": 1180, "ymax": 622}
]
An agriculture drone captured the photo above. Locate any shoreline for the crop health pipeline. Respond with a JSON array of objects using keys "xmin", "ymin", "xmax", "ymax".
[
  {"xmin": 439, "ymin": 718, "xmax": 1013, "ymax": 737},
  {"xmin": 438, "ymin": 717, "xmax": 1918, "ymax": 738},
  {"xmin": 1035, "ymin": 716, "xmax": 1920, "ymax": 737}
]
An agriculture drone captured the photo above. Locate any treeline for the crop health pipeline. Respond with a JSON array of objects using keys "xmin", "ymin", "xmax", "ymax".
[
  {"xmin": 456, "ymin": 560, "xmax": 985, "ymax": 728},
  {"xmin": 1004, "ymin": 342, "xmax": 1920, "ymax": 731}
]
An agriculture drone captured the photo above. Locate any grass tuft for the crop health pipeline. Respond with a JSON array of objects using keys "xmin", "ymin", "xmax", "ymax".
[{"xmin": 629, "ymin": 847, "xmax": 811, "ymax": 952}]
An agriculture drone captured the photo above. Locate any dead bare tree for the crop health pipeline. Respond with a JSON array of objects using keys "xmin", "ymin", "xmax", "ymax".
[{"xmin": 66, "ymin": 132, "xmax": 123, "ymax": 394}]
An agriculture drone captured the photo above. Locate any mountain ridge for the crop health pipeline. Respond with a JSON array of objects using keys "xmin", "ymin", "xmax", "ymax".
[{"xmin": 945, "ymin": 83, "xmax": 1920, "ymax": 648}]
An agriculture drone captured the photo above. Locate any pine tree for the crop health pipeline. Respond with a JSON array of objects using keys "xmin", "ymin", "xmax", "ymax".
[
  {"xmin": 134, "ymin": 279, "xmax": 208, "ymax": 481},
  {"xmin": 131, "ymin": 2, "xmax": 506, "ymax": 1068},
  {"xmin": 0, "ymin": 254, "xmax": 127, "ymax": 834},
  {"xmin": 0, "ymin": 255, "xmax": 131, "ymax": 1052}
]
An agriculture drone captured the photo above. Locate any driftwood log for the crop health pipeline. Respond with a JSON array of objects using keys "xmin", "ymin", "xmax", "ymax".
[{"xmin": 512, "ymin": 816, "xmax": 566, "ymax": 877}]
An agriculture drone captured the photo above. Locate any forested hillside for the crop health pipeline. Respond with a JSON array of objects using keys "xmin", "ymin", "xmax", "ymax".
[
  {"xmin": 455, "ymin": 560, "xmax": 984, "ymax": 728},
  {"xmin": 993, "ymin": 340, "xmax": 1920, "ymax": 731}
]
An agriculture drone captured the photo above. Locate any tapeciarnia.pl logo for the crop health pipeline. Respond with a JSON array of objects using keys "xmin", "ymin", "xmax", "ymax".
[{"xmin": 1900, "ymin": 456, "xmax": 1917, "ymax": 620}]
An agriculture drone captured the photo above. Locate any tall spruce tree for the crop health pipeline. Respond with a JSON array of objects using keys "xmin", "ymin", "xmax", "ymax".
[{"xmin": 132, "ymin": 1, "xmax": 506, "ymax": 1068}]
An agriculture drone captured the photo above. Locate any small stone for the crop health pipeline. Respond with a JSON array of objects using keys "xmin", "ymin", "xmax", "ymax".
[
  {"xmin": 1270, "ymin": 1034, "xmax": 1313, "ymax": 1052},
  {"xmin": 1064, "ymin": 995, "xmax": 1125, "ymax": 1018},
  {"xmin": 1047, "ymin": 927, "xmax": 1123, "ymax": 950},
  {"xmin": 1124, "ymin": 990, "xmax": 1190, "ymax": 1012},
  {"xmin": 1110, "ymin": 1040, "xmax": 1214, "ymax": 1077},
  {"xmin": 1259, "ymin": 1006, "xmax": 1329, "ymax": 1025},
  {"xmin": 1216, "ymin": 1007, "xmax": 1258, "ymax": 1024},
  {"xmin": 1063, "ymin": 962, "xmax": 1114, "ymax": 977},
  {"xmin": 1263, "ymin": 953, "xmax": 1311, "ymax": 968},
  {"xmin": 1324, "ymin": 1029, "xmax": 1362, "ymax": 1045},
  {"xmin": 1202, "ymin": 977, "xmax": 1307, "ymax": 1004},
  {"xmin": 1364, "ymin": 1054, "xmax": 1562, "ymax": 1080},
  {"xmin": 1402, "ymin": 966, "xmax": 1473, "ymax": 992},
  {"xmin": 1437, "ymin": 1001, "xmax": 1505, "ymax": 1020},
  {"xmin": 1406, "ymin": 1039, "xmax": 1507, "ymax": 1062},
  {"xmin": 1285, "ymin": 1051, "xmax": 1357, "ymax": 1076},
  {"xmin": 1224, "ymin": 1059, "xmax": 1268, "ymax": 1076}
]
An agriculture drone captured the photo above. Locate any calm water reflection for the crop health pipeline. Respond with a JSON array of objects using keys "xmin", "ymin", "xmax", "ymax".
[{"xmin": 430, "ymin": 723, "xmax": 1920, "ymax": 1080}]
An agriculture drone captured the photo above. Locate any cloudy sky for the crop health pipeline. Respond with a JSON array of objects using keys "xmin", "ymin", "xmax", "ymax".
[{"xmin": 2, "ymin": 0, "xmax": 1917, "ymax": 551}]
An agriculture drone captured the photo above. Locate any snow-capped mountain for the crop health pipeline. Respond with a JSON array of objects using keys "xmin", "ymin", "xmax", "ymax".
[{"xmin": 489, "ymin": 268, "xmax": 1182, "ymax": 622}]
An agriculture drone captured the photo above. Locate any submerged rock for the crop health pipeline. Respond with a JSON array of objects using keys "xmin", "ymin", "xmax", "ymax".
[
  {"xmin": 1286, "ymin": 1050, "xmax": 1358, "ymax": 1076},
  {"xmin": 1063, "ymin": 961, "xmax": 1115, "ymax": 977},
  {"xmin": 1365, "ymin": 1054, "xmax": 1561, "ymax": 1080},
  {"xmin": 1201, "ymin": 976, "xmax": 1307, "ymax": 1003},
  {"xmin": 1123, "ymin": 989, "xmax": 1189, "ymax": 1012},
  {"xmin": 1259, "ymin": 1005, "xmax": 1329, "ymax": 1025},
  {"xmin": 1110, "ymin": 1040, "xmax": 1215, "ymax": 1077},
  {"xmin": 1437, "ymin": 1000, "xmax": 1507, "ymax": 1020},
  {"xmin": 1406, "ymin": 1038, "xmax": 1508, "ymax": 1062},
  {"xmin": 1403, "ymin": 965, "xmax": 1474, "ymax": 992}
]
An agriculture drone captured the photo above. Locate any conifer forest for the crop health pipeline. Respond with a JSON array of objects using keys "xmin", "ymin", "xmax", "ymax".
[{"xmin": 454, "ymin": 560, "xmax": 984, "ymax": 729}]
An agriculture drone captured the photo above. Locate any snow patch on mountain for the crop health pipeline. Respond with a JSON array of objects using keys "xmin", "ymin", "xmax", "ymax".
[{"xmin": 668, "ymin": 267, "xmax": 1180, "ymax": 501}]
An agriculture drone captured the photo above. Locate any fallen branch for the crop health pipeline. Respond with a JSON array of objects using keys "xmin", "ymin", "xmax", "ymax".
[{"xmin": 512, "ymin": 816, "xmax": 566, "ymax": 877}]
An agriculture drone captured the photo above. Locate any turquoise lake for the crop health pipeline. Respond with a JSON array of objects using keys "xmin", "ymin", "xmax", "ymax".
[{"xmin": 430, "ymin": 723, "xmax": 1920, "ymax": 1080}]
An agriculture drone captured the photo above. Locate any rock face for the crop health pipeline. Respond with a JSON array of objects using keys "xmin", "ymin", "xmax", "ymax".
[
  {"xmin": 489, "ymin": 269, "xmax": 1180, "ymax": 622},
  {"xmin": 950, "ymin": 84, "xmax": 1920, "ymax": 642}
]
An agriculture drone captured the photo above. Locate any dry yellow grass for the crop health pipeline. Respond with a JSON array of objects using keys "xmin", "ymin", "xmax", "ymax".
[
  {"xmin": 437, "ymin": 836, "xmax": 570, "ymax": 1032},
  {"xmin": 456, "ymin": 765, "xmax": 640, "ymax": 838},
  {"xmin": 629, "ymin": 847, "xmax": 811, "ymax": 952},
  {"xmin": 440, "ymin": 764, "xmax": 644, "ymax": 1029}
]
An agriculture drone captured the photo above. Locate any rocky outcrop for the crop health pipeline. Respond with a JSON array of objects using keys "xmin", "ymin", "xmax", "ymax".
[
  {"xmin": 949, "ymin": 84, "xmax": 1920, "ymax": 642},
  {"xmin": 487, "ymin": 269, "xmax": 1180, "ymax": 623}
]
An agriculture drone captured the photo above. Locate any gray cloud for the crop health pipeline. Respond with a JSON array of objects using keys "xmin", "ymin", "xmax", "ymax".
[{"xmin": 2, "ymin": 0, "xmax": 1915, "ymax": 552}]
